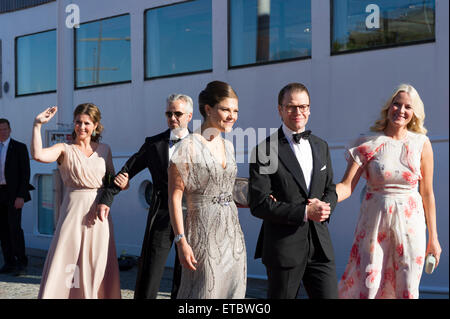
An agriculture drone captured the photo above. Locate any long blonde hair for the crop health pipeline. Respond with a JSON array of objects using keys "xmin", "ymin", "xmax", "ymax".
[{"xmin": 370, "ymin": 84, "xmax": 427, "ymax": 134}]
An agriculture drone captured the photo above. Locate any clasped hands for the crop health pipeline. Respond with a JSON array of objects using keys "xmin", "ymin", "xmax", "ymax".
[
  {"xmin": 95, "ymin": 172, "xmax": 130, "ymax": 222},
  {"xmin": 306, "ymin": 198, "xmax": 331, "ymax": 222},
  {"xmin": 269, "ymin": 195, "xmax": 331, "ymax": 222}
]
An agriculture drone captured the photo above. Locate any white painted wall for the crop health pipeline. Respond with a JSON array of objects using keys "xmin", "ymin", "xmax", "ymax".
[{"xmin": 0, "ymin": 0, "xmax": 448, "ymax": 295}]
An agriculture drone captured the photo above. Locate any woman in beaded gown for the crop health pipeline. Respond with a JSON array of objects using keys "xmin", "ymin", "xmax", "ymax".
[
  {"xmin": 32, "ymin": 104, "xmax": 121, "ymax": 299},
  {"xmin": 168, "ymin": 81, "xmax": 246, "ymax": 299},
  {"xmin": 336, "ymin": 84, "xmax": 441, "ymax": 299}
]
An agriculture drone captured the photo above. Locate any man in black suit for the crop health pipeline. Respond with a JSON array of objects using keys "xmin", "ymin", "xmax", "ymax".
[
  {"xmin": 0, "ymin": 118, "xmax": 33, "ymax": 276},
  {"xmin": 249, "ymin": 83, "xmax": 338, "ymax": 299},
  {"xmin": 97, "ymin": 94, "xmax": 193, "ymax": 299}
]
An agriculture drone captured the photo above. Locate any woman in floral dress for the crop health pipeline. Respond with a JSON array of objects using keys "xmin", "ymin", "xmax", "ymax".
[{"xmin": 336, "ymin": 84, "xmax": 441, "ymax": 299}]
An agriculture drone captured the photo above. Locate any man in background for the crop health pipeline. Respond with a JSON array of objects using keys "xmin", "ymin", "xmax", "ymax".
[{"xmin": 0, "ymin": 118, "xmax": 33, "ymax": 276}]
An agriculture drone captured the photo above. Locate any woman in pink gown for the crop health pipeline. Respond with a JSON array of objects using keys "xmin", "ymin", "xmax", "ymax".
[
  {"xmin": 336, "ymin": 84, "xmax": 441, "ymax": 299},
  {"xmin": 32, "ymin": 104, "xmax": 121, "ymax": 299}
]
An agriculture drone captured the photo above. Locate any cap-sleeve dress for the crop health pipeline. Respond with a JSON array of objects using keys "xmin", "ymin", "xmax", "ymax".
[
  {"xmin": 338, "ymin": 131, "xmax": 428, "ymax": 299},
  {"xmin": 170, "ymin": 134, "xmax": 247, "ymax": 299},
  {"xmin": 38, "ymin": 143, "xmax": 121, "ymax": 299}
]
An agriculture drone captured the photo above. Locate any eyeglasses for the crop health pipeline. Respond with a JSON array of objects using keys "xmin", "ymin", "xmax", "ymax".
[
  {"xmin": 165, "ymin": 111, "xmax": 185, "ymax": 118},
  {"xmin": 283, "ymin": 104, "xmax": 310, "ymax": 113}
]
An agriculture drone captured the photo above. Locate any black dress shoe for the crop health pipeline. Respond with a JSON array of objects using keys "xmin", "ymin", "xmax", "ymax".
[{"xmin": 0, "ymin": 264, "xmax": 15, "ymax": 274}]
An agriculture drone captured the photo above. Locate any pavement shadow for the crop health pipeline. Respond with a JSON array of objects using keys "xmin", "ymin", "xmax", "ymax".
[
  {"xmin": 1, "ymin": 249, "xmax": 271, "ymax": 299},
  {"xmin": 0, "ymin": 273, "xmax": 42, "ymax": 285},
  {"xmin": 0, "ymin": 250, "xmax": 44, "ymax": 286}
]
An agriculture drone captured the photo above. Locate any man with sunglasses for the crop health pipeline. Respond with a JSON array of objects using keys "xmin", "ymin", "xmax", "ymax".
[{"xmin": 97, "ymin": 94, "xmax": 193, "ymax": 299}]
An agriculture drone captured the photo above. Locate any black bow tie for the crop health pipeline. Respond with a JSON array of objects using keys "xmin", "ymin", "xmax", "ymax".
[{"xmin": 292, "ymin": 130, "xmax": 311, "ymax": 143}]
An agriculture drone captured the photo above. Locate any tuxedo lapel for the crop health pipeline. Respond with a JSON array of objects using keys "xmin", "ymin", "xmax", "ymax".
[
  {"xmin": 277, "ymin": 128, "xmax": 308, "ymax": 195},
  {"xmin": 155, "ymin": 130, "xmax": 170, "ymax": 169},
  {"xmin": 308, "ymin": 136, "xmax": 323, "ymax": 197}
]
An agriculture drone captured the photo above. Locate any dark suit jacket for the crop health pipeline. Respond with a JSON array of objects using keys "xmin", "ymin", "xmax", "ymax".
[
  {"xmin": 4, "ymin": 139, "xmax": 33, "ymax": 203},
  {"xmin": 249, "ymin": 127, "xmax": 337, "ymax": 268},
  {"xmin": 99, "ymin": 129, "xmax": 171, "ymax": 211}
]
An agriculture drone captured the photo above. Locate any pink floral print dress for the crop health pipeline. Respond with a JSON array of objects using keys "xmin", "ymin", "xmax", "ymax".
[{"xmin": 338, "ymin": 131, "xmax": 428, "ymax": 299}]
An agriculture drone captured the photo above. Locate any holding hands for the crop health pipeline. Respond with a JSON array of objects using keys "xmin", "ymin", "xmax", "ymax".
[
  {"xmin": 114, "ymin": 172, "xmax": 130, "ymax": 190},
  {"xmin": 95, "ymin": 173, "xmax": 129, "ymax": 222}
]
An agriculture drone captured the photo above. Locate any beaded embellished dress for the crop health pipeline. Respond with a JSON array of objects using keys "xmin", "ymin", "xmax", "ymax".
[
  {"xmin": 170, "ymin": 134, "xmax": 247, "ymax": 299},
  {"xmin": 338, "ymin": 131, "xmax": 428, "ymax": 299}
]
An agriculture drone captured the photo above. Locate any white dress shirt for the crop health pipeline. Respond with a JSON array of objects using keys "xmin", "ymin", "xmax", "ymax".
[
  {"xmin": 282, "ymin": 124, "xmax": 313, "ymax": 221},
  {"xmin": 168, "ymin": 128, "xmax": 189, "ymax": 162},
  {"xmin": 0, "ymin": 137, "xmax": 11, "ymax": 185}
]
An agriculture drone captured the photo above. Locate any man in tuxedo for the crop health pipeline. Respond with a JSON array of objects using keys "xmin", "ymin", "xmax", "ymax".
[
  {"xmin": 249, "ymin": 83, "xmax": 338, "ymax": 299},
  {"xmin": 97, "ymin": 94, "xmax": 193, "ymax": 299},
  {"xmin": 0, "ymin": 118, "xmax": 33, "ymax": 276}
]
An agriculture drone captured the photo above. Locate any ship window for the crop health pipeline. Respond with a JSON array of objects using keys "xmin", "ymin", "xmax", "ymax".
[
  {"xmin": 15, "ymin": 29, "xmax": 56, "ymax": 96},
  {"xmin": 331, "ymin": 0, "xmax": 435, "ymax": 54},
  {"xmin": 229, "ymin": 0, "xmax": 311, "ymax": 68},
  {"xmin": 144, "ymin": 0, "xmax": 212, "ymax": 79},
  {"xmin": 75, "ymin": 14, "xmax": 131, "ymax": 89}
]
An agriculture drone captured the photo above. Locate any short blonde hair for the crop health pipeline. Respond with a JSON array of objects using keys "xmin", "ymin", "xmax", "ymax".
[{"xmin": 370, "ymin": 84, "xmax": 427, "ymax": 134}]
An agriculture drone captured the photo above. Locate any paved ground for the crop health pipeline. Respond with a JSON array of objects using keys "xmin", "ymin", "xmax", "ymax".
[
  {"xmin": 0, "ymin": 248, "xmax": 446, "ymax": 299},
  {"xmin": 0, "ymin": 248, "xmax": 269, "ymax": 299}
]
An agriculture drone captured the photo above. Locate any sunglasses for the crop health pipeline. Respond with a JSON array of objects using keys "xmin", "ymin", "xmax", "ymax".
[{"xmin": 165, "ymin": 111, "xmax": 185, "ymax": 118}]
